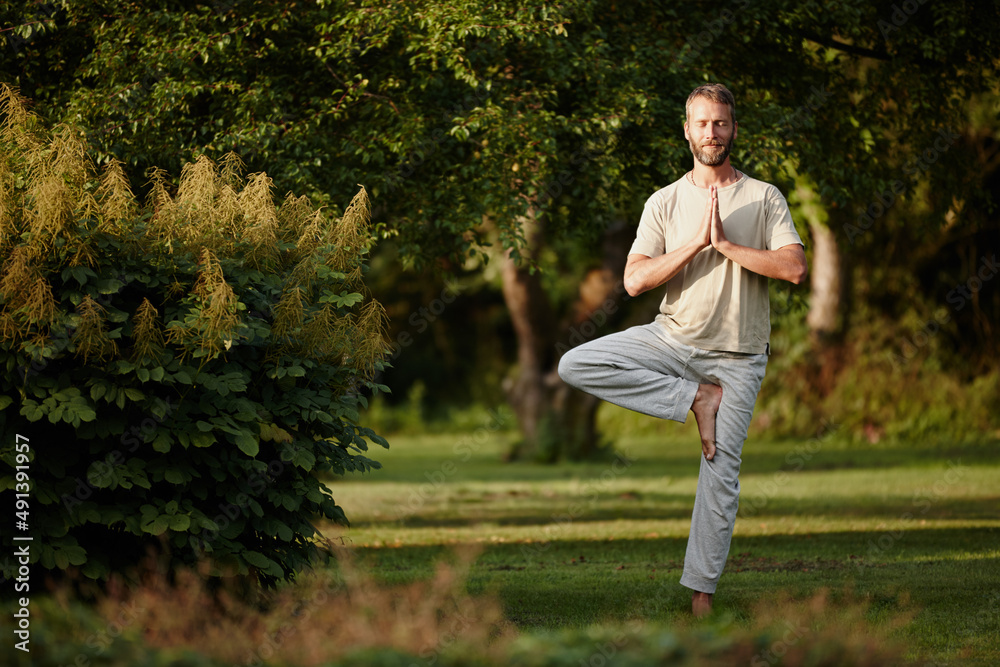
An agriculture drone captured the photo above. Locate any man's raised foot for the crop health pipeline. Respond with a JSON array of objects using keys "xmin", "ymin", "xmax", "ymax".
[{"xmin": 691, "ymin": 383, "xmax": 723, "ymax": 460}]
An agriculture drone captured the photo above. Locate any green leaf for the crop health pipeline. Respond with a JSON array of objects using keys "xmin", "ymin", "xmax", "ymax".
[
  {"xmin": 275, "ymin": 522, "xmax": 293, "ymax": 542},
  {"xmin": 323, "ymin": 500, "xmax": 348, "ymax": 526},
  {"xmin": 263, "ymin": 558, "xmax": 284, "ymax": 578},
  {"xmin": 21, "ymin": 400, "xmax": 43, "ymax": 421},
  {"xmin": 247, "ymin": 498, "xmax": 264, "ymax": 517},
  {"xmin": 88, "ymin": 464, "xmax": 116, "ymax": 489},
  {"xmin": 190, "ymin": 431, "xmax": 217, "ymax": 448},
  {"xmin": 76, "ymin": 505, "xmax": 102, "ymax": 523},
  {"xmin": 210, "ymin": 417, "xmax": 242, "ymax": 435},
  {"xmin": 320, "ymin": 291, "xmax": 364, "ymax": 308},
  {"xmin": 168, "ymin": 515, "xmax": 191, "ymax": 531},
  {"xmin": 94, "ymin": 278, "xmax": 124, "ymax": 294},
  {"xmin": 82, "ymin": 560, "xmax": 106, "ymax": 580},
  {"xmin": 62, "ymin": 265, "xmax": 98, "ymax": 286},
  {"xmin": 241, "ymin": 550, "xmax": 271, "ymax": 568},
  {"xmin": 234, "ymin": 433, "xmax": 259, "ymax": 457},
  {"xmin": 260, "ymin": 423, "xmax": 294, "ymax": 443},
  {"xmin": 152, "ymin": 431, "xmax": 172, "ymax": 453},
  {"xmin": 140, "ymin": 515, "xmax": 170, "ymax": 535},
  {"xmin": 292, "ymin": 448, "xmax": 316, "ymax": 471},
  {"xmin": 164, "ymin": 469, "xmax": 187, "ymax": 484},
  {"xmin": 225, "ymin": 373, "xmax": 247, "ymax": 391},
  {"xmin": 64, "ymin": 545, "xmax": 88, "ymax": 566},
  {"xmin": 74, "ymin": 405, "xmax": 97, "ymax": 423},
  {"xmin": 48, "ymin": 405, "xmax": 64, "ymax": 423}
]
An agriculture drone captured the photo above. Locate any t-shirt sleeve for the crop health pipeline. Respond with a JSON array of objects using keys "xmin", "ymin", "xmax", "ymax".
[
  {"xmin": 765, "ymin": 187, "xmax": 804, "ymax": 250},
  {"xmin": 629, "ymin": 196, "xmax": 666, "ymax": 257}
]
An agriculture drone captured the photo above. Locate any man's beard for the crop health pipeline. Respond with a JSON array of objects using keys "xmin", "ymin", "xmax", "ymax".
[{"xmin": 689, "ymin": 136, "xmax": 733, "ymax": 166}]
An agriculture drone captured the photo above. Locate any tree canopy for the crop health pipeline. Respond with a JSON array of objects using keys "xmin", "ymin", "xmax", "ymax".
[
  {"xmin": 4, "ymin": 1, "xmax": 996, "ymax": 251},
  {"xmin": 3, "ymin": 0, "xmax": 998, "ymax": 455}
]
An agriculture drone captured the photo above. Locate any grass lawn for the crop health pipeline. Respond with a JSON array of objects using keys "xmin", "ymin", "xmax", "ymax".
[{"xmin": 322, "ymin": 409, "xmax": 1000, "ymax": 665}]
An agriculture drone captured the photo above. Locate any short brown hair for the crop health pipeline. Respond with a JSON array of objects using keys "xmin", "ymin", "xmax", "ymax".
[{"xmin": 686, "ymin": 83, "xmax": 736, "ymax": 123}]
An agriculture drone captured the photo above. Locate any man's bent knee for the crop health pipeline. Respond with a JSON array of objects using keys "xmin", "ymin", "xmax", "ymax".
[
  {"xmin": 557, "ymin": 350, "xmax": 581, "ymax": 387},
  {"xmin": 558, "ymin": 346, "xmax": 601, "ymax": 389}
]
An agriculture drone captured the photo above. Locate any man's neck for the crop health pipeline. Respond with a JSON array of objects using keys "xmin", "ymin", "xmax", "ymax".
[{"xmin": 689, "ymin": 160, "xmax": 739, "ymax": 189}]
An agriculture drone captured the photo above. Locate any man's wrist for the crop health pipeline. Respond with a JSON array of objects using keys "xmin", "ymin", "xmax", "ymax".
[
  {"xmin": 686, "ymin": 237, "xmax": 708, "ymax": 253},
  {"xmin": 714, "ymin": 238, "xmax": 734, "ymax": 255}
]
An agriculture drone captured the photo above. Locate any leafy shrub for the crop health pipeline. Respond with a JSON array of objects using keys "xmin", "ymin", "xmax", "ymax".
[
  {"xmin": 0, "ymin": 85, "xmax": 389, "ymax": 585},
  {"xmin": 754, "ymin": 303, "xmax": 1000, "ymax": 444}
]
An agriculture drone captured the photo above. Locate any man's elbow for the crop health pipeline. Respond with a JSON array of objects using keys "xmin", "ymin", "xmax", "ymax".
[
  {"xmin": 788, "ymin": 261, "xmax": 808, "ymax": 285},
  {"xmin": 623, "ymin": 274, "xmax": 644, "ymax": 297}
]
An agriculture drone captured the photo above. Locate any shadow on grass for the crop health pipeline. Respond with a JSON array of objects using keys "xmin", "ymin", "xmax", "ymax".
[
  {"xmin": 348, "ymin": 493, "xmax": 1000, "ymax": 528},
  {"xmin": 354, "ymin": 437, "xmax": 1000, "ymax": 485},
  {"xmin": 346, "ymin": 528, "xmax": 1000, "ymax": 638},
  {"xmin": 348, "ymin": 529, "xmax": 1000, "ymax": 590}
]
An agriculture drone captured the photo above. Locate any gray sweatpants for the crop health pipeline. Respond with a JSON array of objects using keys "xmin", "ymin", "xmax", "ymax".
[{"xmin": 557, "ymin": 322, "xmax": 768, "ymax": 594}]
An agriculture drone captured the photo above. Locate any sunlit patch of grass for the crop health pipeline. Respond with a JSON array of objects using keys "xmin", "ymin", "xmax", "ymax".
[{"xmin": 323, "ymin": 427, "xmax": 1000, "ymax": 665}]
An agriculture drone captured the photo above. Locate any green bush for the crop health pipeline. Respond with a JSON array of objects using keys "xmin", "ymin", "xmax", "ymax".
[
  {"xmin": 754, "ymin": 299, "xmax": 1000, "ymax": 445},
  {"xmin": 0, "ymin": 85, "xmax": 389, "ymax": 585}
]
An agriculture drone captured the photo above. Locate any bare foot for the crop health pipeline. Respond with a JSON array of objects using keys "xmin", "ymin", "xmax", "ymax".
[
  {"xmin": 691, "ymin": 383, "xmax": 723, "ymax": 460},
  {"xmin": 692, "ymin": 591, "xmax": 713, "ymax": 617}
]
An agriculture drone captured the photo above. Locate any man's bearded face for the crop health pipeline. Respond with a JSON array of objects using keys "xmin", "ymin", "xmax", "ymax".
[{"xmin": 689, "ymin": 132, "xmax": 733, "ymax": 166}]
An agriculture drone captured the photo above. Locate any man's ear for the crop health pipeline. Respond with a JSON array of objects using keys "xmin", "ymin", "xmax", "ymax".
[{"xmin": 683, "ymin": 121, "xmax": 690, "ymax": 141}]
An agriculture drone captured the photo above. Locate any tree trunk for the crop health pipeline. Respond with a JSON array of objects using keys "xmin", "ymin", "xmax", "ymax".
[
  {"xmin": 500, "ymin": 241, "xmax": 555, "ymax": 457},
  {"xmin": 500, "ymin": 214, "xmax": 633, "ymax": 461},
  {"xmin": 806, "ymin": 219, "xmax": 851, "ymax": 394},
  {"xmin": 794, "ymin": 173, "xmax": 851, "ymax": 396},
  {"xmin": 806, "ymin": 221, "xmax": 842, "ymax": 341}
]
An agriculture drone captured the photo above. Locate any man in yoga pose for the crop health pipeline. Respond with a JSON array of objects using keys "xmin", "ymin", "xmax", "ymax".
[{"xmin": 558, "ymin": 83, "xmax": 807, "ymax": 617}]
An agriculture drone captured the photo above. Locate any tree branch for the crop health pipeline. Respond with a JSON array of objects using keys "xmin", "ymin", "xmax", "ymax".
[{"xmin": 797, "ymin": 30, "xmax": 891, "ymax": 61}]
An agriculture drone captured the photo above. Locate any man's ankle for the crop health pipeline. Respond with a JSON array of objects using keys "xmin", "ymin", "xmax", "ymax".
[{"xmin": 692, "ymin": 591, "xmax": 713, "ymax": 617}]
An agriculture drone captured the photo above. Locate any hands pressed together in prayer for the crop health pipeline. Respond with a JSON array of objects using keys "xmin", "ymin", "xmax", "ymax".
[{"xmin": 695, "ymin": 185, "xmax": 729, "ymax": 251}]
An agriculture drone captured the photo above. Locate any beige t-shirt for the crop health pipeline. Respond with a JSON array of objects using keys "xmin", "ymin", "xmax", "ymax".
[{"xmin": 629, "ymin": 173, "xmax": 803, "ymax": 354}]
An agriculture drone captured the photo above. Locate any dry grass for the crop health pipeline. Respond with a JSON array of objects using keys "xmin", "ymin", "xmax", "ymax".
[
  {"xmin": 96, "ymin": 547, "xmax": 514, "ymax": 666},
  {"xmin": 77, "ymin": 547, "xmax": 922, "ymax": 666},
  {"xmin": 718, "ymin": 589, "xmax": 913, "ymax": 666}
]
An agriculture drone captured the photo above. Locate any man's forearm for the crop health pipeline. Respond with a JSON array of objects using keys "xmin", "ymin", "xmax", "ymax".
[
  {"xmin": 714, "ymin": 240, "xmax": 807, "ymax": 284},
  {"xmin": 624, "ymin": 242, "xmax": 705, "ymax": 296}
]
